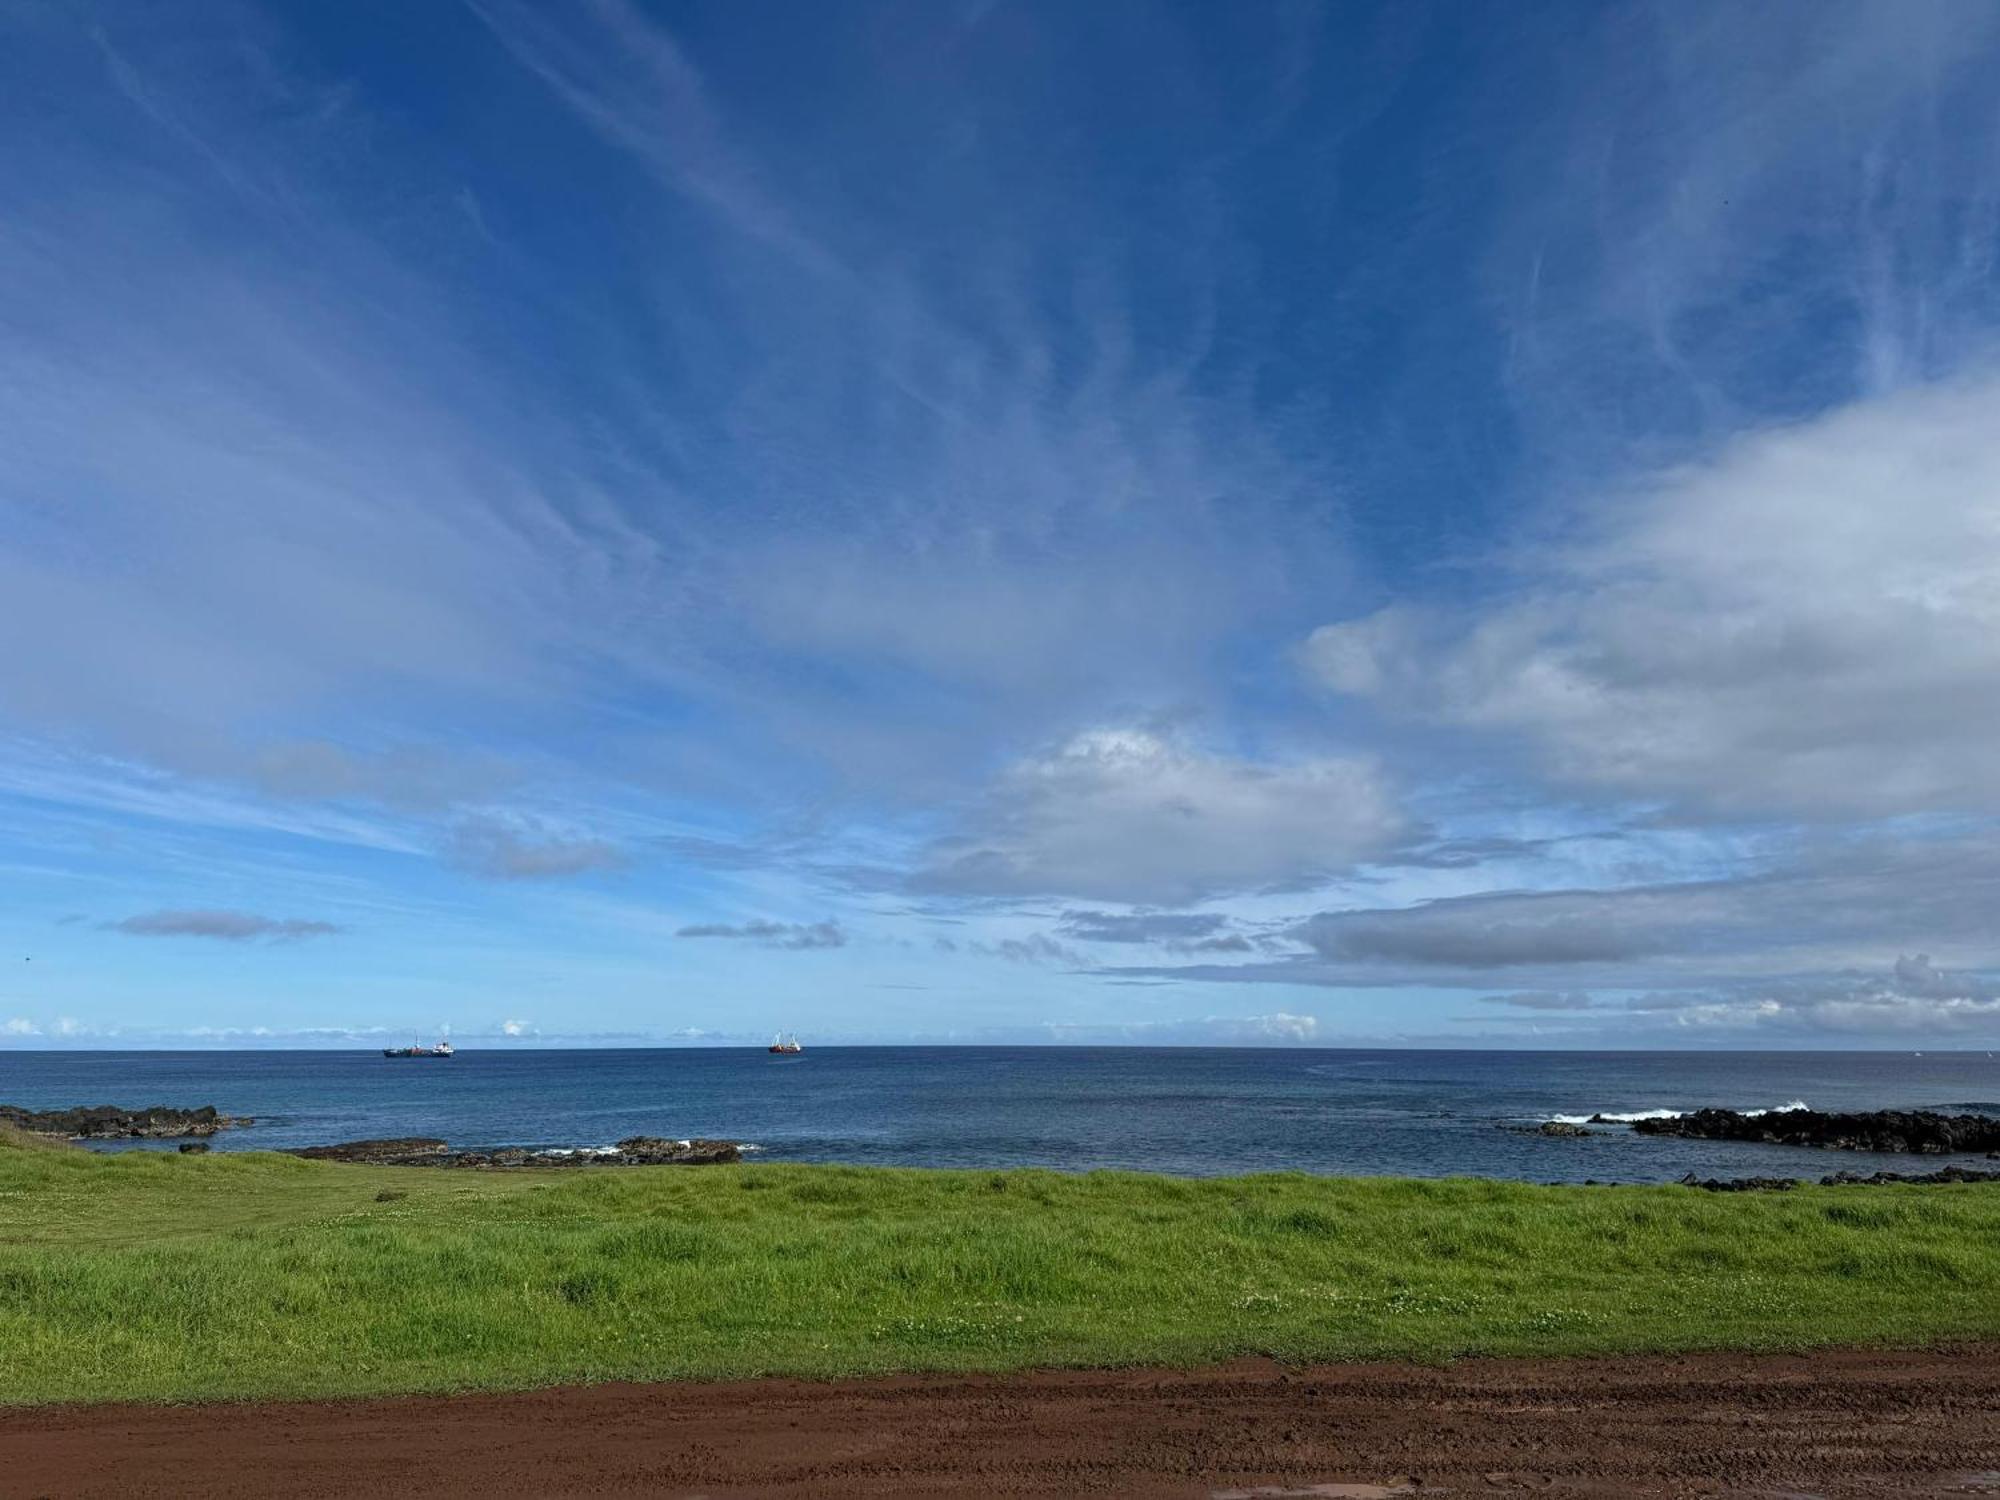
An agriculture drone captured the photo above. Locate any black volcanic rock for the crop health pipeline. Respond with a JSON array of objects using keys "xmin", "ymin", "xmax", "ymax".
[
  {"xmin": 1678, "ymin": 1173, "xmax": 1800, "ymax": 1192},
  {"xmin": 1679, "ymin": 1164, "xmax": 2000, "ymax": 1191},
  {"xmin": 1820, "ymin": 1165, "xmax": 2000, "ymax": 1187},
  {"xmin": 610, "ymin": 1136, "xmax": 742, "ymax": 1165},
  {"xmin": 1635, "ymin": 1107, "xmax": 2000, "ymax": 1155},
  {"xmin": 0, "ymin": 1104, "xmax": 251, "ymax": 1139},
  {"xmin": 291, "ymin": 1137, "xmax": 450, "ymax": 1164},
  {"xmin": 287, "ymin": 1136, "xmax": 742, "ymax": 1168}
]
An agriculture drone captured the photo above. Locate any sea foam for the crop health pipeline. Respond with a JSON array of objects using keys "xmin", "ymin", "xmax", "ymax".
[{"xmin": 1549, "ymin": 1099, "xmax": 1810, "ymax": 1126}]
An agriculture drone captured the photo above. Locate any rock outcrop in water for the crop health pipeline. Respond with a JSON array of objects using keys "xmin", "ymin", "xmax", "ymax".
[
  {"xmin": 1635, "ymin": 1107, "xmax": 2000, "ymax": 1155},
  {"xmin": 289, "ymin": 1135, "xmax": 741, "ymax": 1167},
  {"xmin": 0, "ymin": 1104, "xmax": 251, "ymax": 1139}
]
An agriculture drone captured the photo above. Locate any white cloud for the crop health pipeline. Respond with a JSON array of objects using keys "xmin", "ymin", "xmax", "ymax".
[
  {"xmin": 2, "ymin": 1018, "xmax": 39, "ymax": 1036},
  {"xmin": 1306, "ymin": 374, "xmax": 2000, "ymax": 819},
  {"xmin": 913, "ymin": 728, "xmax": 1405, "ymax": 906},
  {"xmin": 500, "ymin": 1018, "xmax": 529, "ymax": 1037}
]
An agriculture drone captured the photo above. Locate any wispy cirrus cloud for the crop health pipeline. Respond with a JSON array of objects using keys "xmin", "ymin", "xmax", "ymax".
[
  {"xmin": 6, "ymin": 2, "xmax": 2000, "ymax": 1048},
  {"xmin": 467, "ymin": 0, "xmax": 843, "ymax": 278}
]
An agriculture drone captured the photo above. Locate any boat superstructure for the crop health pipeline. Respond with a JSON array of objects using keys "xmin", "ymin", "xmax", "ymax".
[{"xmin": 768, "ymin": 1032, "xmax": 803, "ymax": 1055}]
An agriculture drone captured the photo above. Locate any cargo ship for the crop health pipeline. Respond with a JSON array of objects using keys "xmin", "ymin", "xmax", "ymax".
[{"xmin": 383, "ymin": 1038, "xmax": 454, "ymax": 1058}]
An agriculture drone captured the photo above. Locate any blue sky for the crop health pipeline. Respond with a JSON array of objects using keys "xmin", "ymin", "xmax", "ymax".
[{"xmin": 5, "ymin": 0, "xmax": 2000, "ymax": 1049}]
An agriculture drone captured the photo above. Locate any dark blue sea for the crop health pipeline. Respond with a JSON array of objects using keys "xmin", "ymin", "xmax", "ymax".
[{"xmin": 3, "ymin": 1048, "xmax": 1997, "ymax": 1183}]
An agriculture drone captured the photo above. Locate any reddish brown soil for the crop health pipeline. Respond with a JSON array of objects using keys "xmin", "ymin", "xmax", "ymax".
[{"xmin": 4, "ymin": 1348, "xmax": 1998, "ymax": 1498}]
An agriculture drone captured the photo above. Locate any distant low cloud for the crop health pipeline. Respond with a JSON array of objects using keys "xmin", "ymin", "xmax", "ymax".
[
  {"xmin": 104, "ymin": 909, "xmax": 343, "ymax": 942},
  {"xmin": 1039, "ymin": 1011, "xmax": 1321, "ymax": 1046},
  {"xmin": 1108, "ymin": 834, "xmax": 2000, "ymax": 1032},
  {"xmin": 3, "ymin": 1017, "xmax": 39, "ymax": 1036},
  {"xmin": 1059, "ymin": 910, "xmax": 1230, "ymax": 944},
  {"xmin": 1056, "ymin": 909, "xmax": 1275, "ymax": 955},
  {"xmin": 1477, "ymin": 991, "xmax": 1596, "ymax": 1011},
  {"xmin": 1296, "ymin": 891, "xmax": 1687, "ymax": 969},
  {"xmin": 1888, "ymin": 953, "xmax": 1997, "ymax": 1000},
  {"xmin": 676, "ymin": 919, "xmax": 846, "ymax": 950},
  {"xmin": 448, "ymin": 818, "xmax": 625, "ymax": 880},
  {"xmin": 979, "ymin": 933, "xmax": 1083, "ymax": 966},
  {"xmin": 1626, "ymin": 955, "xmax": 2000, "ymax": 1038}
]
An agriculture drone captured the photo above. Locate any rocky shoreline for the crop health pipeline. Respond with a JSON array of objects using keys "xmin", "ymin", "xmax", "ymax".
[
  {"xmin": 1632, "ymin": 1106, "xmax": 2000, "ymax": 1154},
  {"xmin": 3, "ymin": 1103, "xmax": 745, "ymax": 1166},
  {"xmin": 1679, "ymin": 1164, "xmax": 2000, "ymax": 1192},
  {"xmin": 0, "ymin": 1103, "xmax": 252, "ymax": 1140},
  {"xmin": 288, "ymin": 1136, "xmax": 744, "ymax": 1167}
]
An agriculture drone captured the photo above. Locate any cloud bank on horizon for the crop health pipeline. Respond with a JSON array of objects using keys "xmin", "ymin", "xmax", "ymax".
[{"xmin": 3, "ymin": 0, "xmax": 1999, "ymax": 1048}]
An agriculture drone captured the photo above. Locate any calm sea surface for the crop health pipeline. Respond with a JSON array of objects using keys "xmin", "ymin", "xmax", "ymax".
[{"xmin": 3, "ymin": 1047, "xmax": 1997, "ymax": 1183}]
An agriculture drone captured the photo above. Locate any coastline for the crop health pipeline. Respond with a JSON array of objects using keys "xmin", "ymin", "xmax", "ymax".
[
  {"xmin": 6, "ymin": 1046, "xmax": 1997, "ymax": 1181},
  {"xmin": 15, "ymin": 1095, "xmax": 2000, "ymax": 1188}
]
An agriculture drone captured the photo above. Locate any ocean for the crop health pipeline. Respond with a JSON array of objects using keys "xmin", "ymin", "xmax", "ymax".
[{"xmin": 3, "ymin": 1046, "xmax": 1997, "ymax": 1183}]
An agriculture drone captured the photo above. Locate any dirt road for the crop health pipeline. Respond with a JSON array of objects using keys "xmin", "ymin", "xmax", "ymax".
[{"xmin": 4, "ymin": 1347, "xmax": 1997, "ymax": 1498}]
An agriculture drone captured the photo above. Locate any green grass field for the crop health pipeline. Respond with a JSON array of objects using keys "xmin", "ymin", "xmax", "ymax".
[{"xmin": 2, "ymin": 1132, "xmax": 1998, "ymax": 1406}]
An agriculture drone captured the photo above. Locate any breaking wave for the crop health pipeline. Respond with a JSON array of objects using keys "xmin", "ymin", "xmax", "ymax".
[
  {"xmin": 1549, "ymin": 1099, "xmax": 1810, "ymax": 1126},
  {"xmin": 538, "ymin": 1140, "xmax": 764, "ymax": 1155}
]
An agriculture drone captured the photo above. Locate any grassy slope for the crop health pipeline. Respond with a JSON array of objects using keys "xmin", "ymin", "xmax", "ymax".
[{"xmin": 2, "ymin": 1141, "xmax": 1998, "ymax": 1405}]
